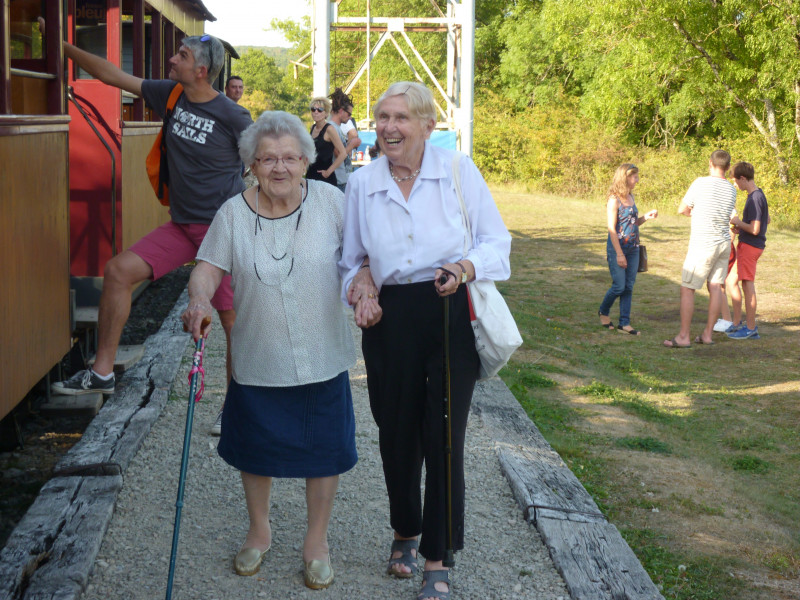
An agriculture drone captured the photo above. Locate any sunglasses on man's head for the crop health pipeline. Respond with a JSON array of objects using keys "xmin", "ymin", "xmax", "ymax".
[{"xmin": 199, "ymin": 35, "xmax": 214, "ymax": 75}]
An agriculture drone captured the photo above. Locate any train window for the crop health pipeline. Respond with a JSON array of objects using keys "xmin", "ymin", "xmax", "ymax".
[
  {"xmin": 75, "ymin": 0, "xmax": 107, "ymax": 79},
  {"xmin": 121, "ymin": 17, "xmax": 151, "ymax": 79},
  {"xmin": 10, "ymin": 0, "xmax": 44, "ymax": 60}
]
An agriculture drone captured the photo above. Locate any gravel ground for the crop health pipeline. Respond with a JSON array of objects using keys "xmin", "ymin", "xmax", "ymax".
[{"xmin": 81, "ymin": 311, "xmax": 570, "ymax": 600}]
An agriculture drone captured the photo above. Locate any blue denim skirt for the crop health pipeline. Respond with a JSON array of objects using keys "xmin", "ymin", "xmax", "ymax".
[{"xmin": 217, "ymin": 371, "xmax": 357, "ymax": 478}]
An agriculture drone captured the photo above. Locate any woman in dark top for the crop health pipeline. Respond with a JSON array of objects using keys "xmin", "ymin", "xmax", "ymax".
[
  {"xmin": 598, "ymin": 163, "xmax": 658, "ymax": 335},
  {"xmin": 306, "ymin": 96, "xmax": 347, "ymax": 186}
]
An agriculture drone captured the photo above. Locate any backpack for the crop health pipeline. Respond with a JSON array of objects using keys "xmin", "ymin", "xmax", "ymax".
[{"xmin": 145, "ymin": 83, "xmax": 184, "ymax": 206}]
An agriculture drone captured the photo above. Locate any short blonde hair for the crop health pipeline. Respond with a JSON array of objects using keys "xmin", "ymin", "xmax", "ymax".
[
  {"xmin": 373, "ymin": 81, "xmax": 436, "ymax": 123},
  {"xmin": 310, "ymin": 96, "xmax": 331, "ymax": 114}
]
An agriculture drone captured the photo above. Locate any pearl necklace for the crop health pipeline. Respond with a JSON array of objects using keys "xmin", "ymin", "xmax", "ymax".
[{"xmin": 389, "ymin": 163, "xmax": 421, "ymax": 182}]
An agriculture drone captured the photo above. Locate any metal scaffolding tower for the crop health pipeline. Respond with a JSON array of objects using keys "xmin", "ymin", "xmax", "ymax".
[{"xmin": 310, "ymin": 0, "xmax": 475, "ymax": 155}]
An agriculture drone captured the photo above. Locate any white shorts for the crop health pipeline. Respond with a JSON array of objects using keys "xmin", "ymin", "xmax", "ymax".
[{"xmin": 681, "ymin": 240, "xmax": 730, "ymax": 290}]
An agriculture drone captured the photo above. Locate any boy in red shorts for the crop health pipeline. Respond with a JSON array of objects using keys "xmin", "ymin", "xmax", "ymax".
[{"xmin": 727, "ymin": 162, "xmax": 768, "ymax": 340}]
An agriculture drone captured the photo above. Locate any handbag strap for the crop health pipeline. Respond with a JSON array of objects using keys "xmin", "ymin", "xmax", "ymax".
[{"xmin": 451, "ymin": 152, "xmax": 473, "ymax": 257}]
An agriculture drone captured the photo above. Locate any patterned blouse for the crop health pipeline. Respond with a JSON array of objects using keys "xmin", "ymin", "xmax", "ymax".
[
  {"xmin": 614, "ymin": 196, "xmax": 639, "ymax": 250},
  {"xmin": 197, "ymin": 180, "xmax": 356, "ymax": 387}
]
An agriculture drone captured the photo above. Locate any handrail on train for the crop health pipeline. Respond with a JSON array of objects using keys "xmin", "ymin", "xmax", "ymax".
[{"xmin": 9, "ymin": 68, "xmax": 57, "ymax": 80}]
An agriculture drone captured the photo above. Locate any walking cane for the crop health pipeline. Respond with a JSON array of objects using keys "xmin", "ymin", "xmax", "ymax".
[
  {"xmin": 166, "ymin": 317, "xmax": 210, "ymax": 600},
  {"xmin": 439, "ymin": 274, "xmax": 456, "ymax": 568}
]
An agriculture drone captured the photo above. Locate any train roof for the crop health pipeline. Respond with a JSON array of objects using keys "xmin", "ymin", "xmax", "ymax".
[{"xmin": 184, "ymin": 1, "xmax": 216, "ymax": 22}]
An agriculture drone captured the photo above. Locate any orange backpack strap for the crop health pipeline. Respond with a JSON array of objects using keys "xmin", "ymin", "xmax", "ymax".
[
  {"xmin": 156, "ymin": 84, "xmax": 184, "ymax": 200},
  {"xmin": 165, "ymin": 83, "xmax": 184, "ymax": 113},
  {"xmin": 146, "ymin": 83, "xmax": 184, "ymax": 205}
]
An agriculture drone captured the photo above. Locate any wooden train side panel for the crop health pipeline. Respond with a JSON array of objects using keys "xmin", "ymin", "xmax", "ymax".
[
  {"xmin": 10, "ymin": 76, "xmax": 48, "ymax": 115},
  {"xmin": 120, "ymin": 123, "xmax": 170, "ymax": 250},
  {"xmin": 0, "ymin": 121, "xmax": 71, "ymax": 421}
]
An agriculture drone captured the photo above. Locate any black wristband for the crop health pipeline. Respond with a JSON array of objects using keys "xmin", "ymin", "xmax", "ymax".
[{"xmin": 439, "ymin": 267, "xmax": 458, "ymax": 282}]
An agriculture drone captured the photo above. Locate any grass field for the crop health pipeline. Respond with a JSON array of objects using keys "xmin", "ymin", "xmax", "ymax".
[{"xmin": 493, "ymin": 187, "xmax": 800, "ymax": 600}]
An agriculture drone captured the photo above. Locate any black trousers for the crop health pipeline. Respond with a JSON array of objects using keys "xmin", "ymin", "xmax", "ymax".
[{"xmin": 362, "ymin": 281, "xmax": 479, "ymax": 561}]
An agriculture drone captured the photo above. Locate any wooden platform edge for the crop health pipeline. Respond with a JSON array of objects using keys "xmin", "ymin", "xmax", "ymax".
[
  {"xmin": 0, "ymin": 290, "xmax": 191, "ymax": 600},
  {"xmin": 0, "ymin": 475, "xmax": 122, "ymax": 600},
  {"xmin": 54, "ymin": 290, "xmax": 191, "ymax": 475},
  {"xmin": 471, "ymin": 377, "xmax": 665, "ymax": 600}
]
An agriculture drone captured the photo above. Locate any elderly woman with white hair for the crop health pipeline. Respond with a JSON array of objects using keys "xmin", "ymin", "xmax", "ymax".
[
  {"xmin": 339, "ymin": 82, "xmax": 511, "ymax": 600},
  {"xmin": 182, "ymin": 111, "xmax": 373, "ymax": 589}
]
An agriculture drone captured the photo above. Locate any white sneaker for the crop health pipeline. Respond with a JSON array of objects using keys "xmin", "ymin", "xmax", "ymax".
[
  {"xmin": 210, "ymin": 410, "xmax": 223, "ymax": 436},
  {"xmin": 713, "ymin": 318, "xmax": 733, "ymax": 333}
]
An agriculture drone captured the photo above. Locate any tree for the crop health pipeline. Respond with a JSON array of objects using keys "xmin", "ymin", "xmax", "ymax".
[
  {"xmin": 494, "ymin": 0, "xmax": 800, "ymax": 182},
  {"xmin": 232, "ymin": 48, "xmax": 305, "ymax": 117}
]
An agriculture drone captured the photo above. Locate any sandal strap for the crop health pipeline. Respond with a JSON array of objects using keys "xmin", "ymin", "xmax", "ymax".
[
  {"xmin": 417, "ymin": 570, "xmax": 450, "ymax": 600},
  {"xmin": 390, "ymin": 538, "xmax": 418, "ymax": 554}
]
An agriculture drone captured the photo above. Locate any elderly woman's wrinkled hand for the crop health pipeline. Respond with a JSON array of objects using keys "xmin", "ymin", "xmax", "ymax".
[
  {"xmin": 181, "ymin": 300, "xmax": 213, "ymax": 341},
  {"xmin": 347, "ymin": 267, "xmax": 378, "ymax": 306},
  {"xmin": 354, "ymin": 297, "xmax": 382, "ymax": 328},
  {"xmin": 434, "ymin": 267, "xmax": 460, "ymax": 297}
]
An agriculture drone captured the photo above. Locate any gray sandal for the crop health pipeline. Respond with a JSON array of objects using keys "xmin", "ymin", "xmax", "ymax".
[
  {"xmin": 417, "ymin": 569, "xmax": 450, "ymax": 600},
  {"xmin": 386, "ymin": 538, "xmax": 419, "ymax": 578}
]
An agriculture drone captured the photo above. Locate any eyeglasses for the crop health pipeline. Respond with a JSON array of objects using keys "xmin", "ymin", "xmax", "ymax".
[
  {"xmin": 342, "ymin": 108, "xmax": 352, "ymax": 117},
  {"xmin": 254, "ymin": 155, "xmax": 303, "ymax": 169},
  {"xmin": 199, "ymin": 34, "xmax": 214, "ymax": 78},
  {"xmin": 310, "ymin": 107, "xmax": 325, "ymax": 113}
]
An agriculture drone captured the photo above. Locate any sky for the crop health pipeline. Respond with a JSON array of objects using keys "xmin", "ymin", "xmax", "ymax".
[{"xmin": 201, "ymin": 1, "xmax": 311, "ymax": 47}]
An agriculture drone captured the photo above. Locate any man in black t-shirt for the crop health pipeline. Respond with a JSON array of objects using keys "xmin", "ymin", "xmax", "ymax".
[
  {"xmin": 727, "ymin": 161, "xmax": 769, "ymax": 340},
  {"xmin": 52, "ymin": 33, "xmax": 252, "ymax": 415}
]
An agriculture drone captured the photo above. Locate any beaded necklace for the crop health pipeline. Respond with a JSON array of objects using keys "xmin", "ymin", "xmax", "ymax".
[
  {"xmin": 252, "ymin": 183, "xmax": 307, "ymax": 281},
  {"xmin": 389, "ymin": 163, "xmax": 421, "ymax": 182}
]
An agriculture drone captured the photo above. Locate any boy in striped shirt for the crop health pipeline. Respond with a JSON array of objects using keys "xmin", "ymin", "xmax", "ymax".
[{"xmin": 664, "ymin": 150, "xmax": 738, "ymax": 348}]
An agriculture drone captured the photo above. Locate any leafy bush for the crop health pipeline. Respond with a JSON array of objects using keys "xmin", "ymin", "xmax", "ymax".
[{"xmin": 473, "ymin": 93, "xmax": 800, "ymax": 228}]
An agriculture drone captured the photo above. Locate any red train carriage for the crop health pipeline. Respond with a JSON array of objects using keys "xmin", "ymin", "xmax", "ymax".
[{"xmin": 0, "ymin": 0, "xmax": 235, "ymax": 424}]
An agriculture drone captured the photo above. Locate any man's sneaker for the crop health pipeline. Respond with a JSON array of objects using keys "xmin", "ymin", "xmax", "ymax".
[
  {"xmin": 713, "ymin": 318, "xmax": 734, "ymax": 333},
  {"xmin": 727, "ymin": 326, "xmax": 759, "ymax": 340},
  {"xmin": 210, "ymin": 410, "xmax": 223, "ymax": 436},
  {"xmin": 725, "ymin": 322, "xmax": 742, "ymax": 334},
  {"xmin": 51, "ymin": 369, "xmax": 115, "ymax": 396}
]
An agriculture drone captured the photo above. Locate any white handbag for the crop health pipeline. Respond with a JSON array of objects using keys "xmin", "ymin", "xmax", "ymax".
[{"xmin": 452, "ymin": 154, "xmax": 523, "ymax": 380}]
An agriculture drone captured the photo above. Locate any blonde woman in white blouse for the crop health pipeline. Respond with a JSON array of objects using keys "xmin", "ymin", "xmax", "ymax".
[
  {"xmin": 182, "ymin": 111, "xmax": 376, "ymax": 589},
  {"xmin": 339, "ymin": 82, "xmax": 511, "ymax": 600}
]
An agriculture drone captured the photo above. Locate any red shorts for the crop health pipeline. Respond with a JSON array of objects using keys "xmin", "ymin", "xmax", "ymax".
[
  {"xmin": 727, "ymin": 242, "xmax": 736, "ymax": 275},
  {"xmin": 735, "ymin": 241, "xmax": 763, "ymax": 282},
  {"xmin": 128, "ymin": 221, "xmax": 233, "ymax": 311}
]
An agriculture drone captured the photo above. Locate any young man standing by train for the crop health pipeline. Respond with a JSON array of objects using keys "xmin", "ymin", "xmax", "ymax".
[{"xmin": 51, "ymin": 31, "xmax": 251, "ymax": 438}]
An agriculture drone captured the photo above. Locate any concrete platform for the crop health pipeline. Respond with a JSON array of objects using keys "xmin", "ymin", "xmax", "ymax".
[
  {"xmin": 73, "ymin": 306, "xmax": 98, "ymax": 328},
  {"xmin": 39, "ymin": 393, "xmax": 104, "ymax": 417},
  {"xmin": 88, "ymin": 344, "xmax": 145, "ymax": 374}
]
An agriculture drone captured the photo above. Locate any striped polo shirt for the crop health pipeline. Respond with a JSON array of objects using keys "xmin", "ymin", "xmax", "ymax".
[{"xmin": 683, "ymin": 176, "xmax": 737, "ymax": 249}]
